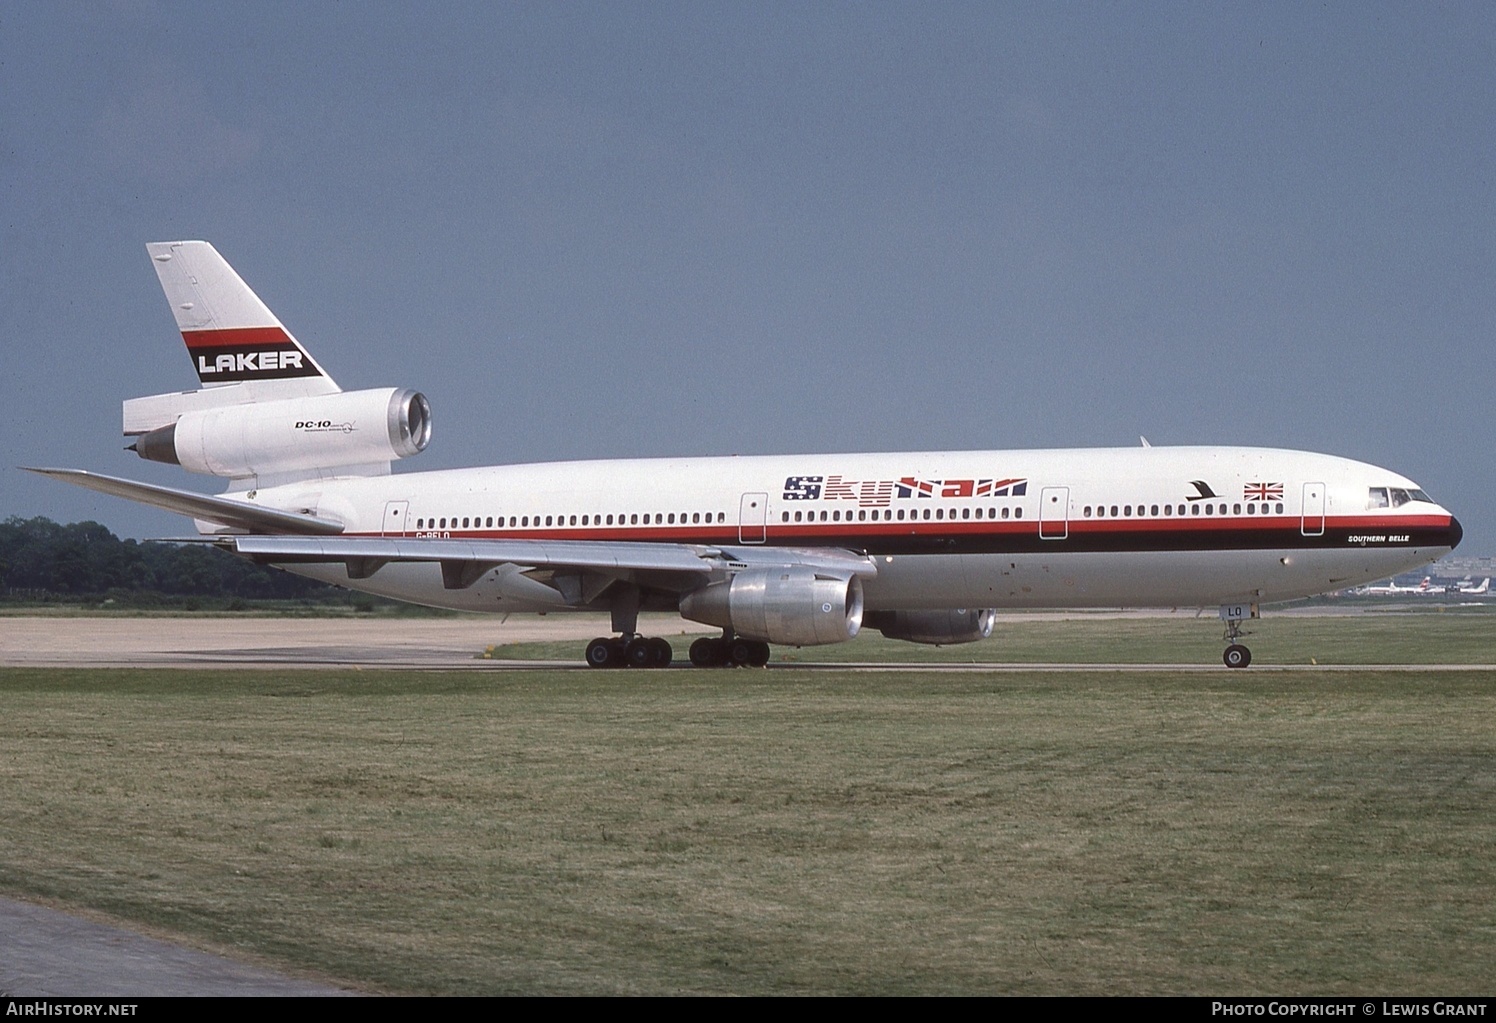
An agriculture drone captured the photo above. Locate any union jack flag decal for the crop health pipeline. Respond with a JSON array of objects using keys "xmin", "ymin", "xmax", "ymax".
[{"xmin": 1244, "ymin": 482, "xmax": 1283, "ymax": 501}]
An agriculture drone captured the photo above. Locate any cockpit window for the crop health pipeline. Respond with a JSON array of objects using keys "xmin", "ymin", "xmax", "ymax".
[{"xmin": 1370, "ymin": 486, "xmax": 1434, "ymax": 509}]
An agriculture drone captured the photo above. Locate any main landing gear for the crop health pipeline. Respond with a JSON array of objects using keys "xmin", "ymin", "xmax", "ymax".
[
  {"xmin": 1219, "ymin": 602, "xmax": 1256, "ymax": 669},
  {"xmin": 581, "ymin": 634, "xmax": 773, "ymax": 669},
  {"xmin": 585, "ymin": 586, "xmax": 673, "ymax": 669},
  {"xmin": 687, "ymin": 634, "xmax": 771, "ymax": 668},
  {"xmin": 585, "ymin": 634, "xmax": 673, "ymax": 669}
]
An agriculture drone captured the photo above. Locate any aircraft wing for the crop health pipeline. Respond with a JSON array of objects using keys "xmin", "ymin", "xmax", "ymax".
[
  {"xmin": 22, "ymin": 468, "xmax": 346, "ymax": 535},
  {"xmin": 226, "ymin": 535, "xmax": 879, "ymax": 592},
  {"xmin": 25, "ymin": 466, "xmax": 877, "ymax": 593}
]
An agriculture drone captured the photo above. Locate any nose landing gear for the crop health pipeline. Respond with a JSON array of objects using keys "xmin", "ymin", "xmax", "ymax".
[{"xmin": 1219, "ymin": 602, "xmax": 1257, "ymax": 669}]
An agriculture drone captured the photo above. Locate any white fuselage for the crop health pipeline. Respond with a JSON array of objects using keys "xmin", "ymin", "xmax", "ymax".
[{"xmin": 242, "ymin": 445, "xmax": 1460, "ymax": 615}]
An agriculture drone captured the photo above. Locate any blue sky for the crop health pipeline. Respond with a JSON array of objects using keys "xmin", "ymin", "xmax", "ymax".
[{"xmin": 4, "ymin": 2, "xmax": 1492, "ymax": 552}]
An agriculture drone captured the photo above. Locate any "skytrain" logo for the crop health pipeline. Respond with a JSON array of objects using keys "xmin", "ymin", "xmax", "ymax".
[{"xmin": 783, "ymin": 475, "xmax": 1028, "ymax": 508}]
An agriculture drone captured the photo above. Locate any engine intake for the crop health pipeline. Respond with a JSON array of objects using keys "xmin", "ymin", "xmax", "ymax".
[
  {"xmin": 865, "ymin": 608, "xmax": 996, "ymax": 646},
  {"xmin": 131, "ymin": 387, "xmax": 431, "ymax": 478},
  {"xmin": 679, "ymin": 568, "xmax": 863, "ymax": 646}
]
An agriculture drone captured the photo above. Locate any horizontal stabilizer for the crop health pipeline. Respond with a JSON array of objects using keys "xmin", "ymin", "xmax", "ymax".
[{"xmin": 23, "ymin": 468, "xmax": 345, "ymax": 535}]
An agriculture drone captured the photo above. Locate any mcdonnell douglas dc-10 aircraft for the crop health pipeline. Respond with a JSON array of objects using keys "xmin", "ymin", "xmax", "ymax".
[{"xmin": 30, "ymin": 242, "xmax": 1463, "ymax": 668}]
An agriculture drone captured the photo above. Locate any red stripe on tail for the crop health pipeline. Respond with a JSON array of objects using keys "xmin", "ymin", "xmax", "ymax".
[{"xmin": 182, "ymin": 326, "xmax": 292, "ymax": 349}]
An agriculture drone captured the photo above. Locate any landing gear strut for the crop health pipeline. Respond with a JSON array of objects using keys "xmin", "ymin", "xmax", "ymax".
[
  {"xmin": 688, "ymin": 633, "xmax": 771, "ymax": 668},
  {"xmin": 1219, "ymin": 602, "xmax": 1257, "ymax": 669}
]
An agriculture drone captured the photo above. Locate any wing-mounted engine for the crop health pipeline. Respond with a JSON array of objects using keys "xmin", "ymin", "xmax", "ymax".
[
  {"xmin": 129, "ymin": 387, "xmax": 431, "ymax": 479},
  {"xmin": 678, "ymin": 567, "xmax": 864, "ymax": 646},
  {"xmin": 865, "ymin": 608, "xmax": 996, "ymax": 646}
]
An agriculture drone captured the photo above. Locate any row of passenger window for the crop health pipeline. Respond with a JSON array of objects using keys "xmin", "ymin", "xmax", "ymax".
[
  {"xmin": 414, "ymin": 500, "xmax": 1293, "ymax": 532},
  {"xmin": 1083, "ymin": 502, "xmax": 1286, "ymax": 518},
  {"xmin": 416, "ymin": 511, "xmax": 729, "ymax": 530},
  {"xmin": 780, "ymin": 506, "xmax": 1024, "ymax": 523}
]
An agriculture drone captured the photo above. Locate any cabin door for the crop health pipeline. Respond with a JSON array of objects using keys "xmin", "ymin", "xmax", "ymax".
[
  {"xmin": 1039, "ymin": 486, "xmax": 1070, "ymax": 540},
  {"xmin": 1300, "ymin": 483, "xmax": 1326, "ymax": 537},
  {"xmin": 738, "ymin": 492, "xmax": 768, "ymax": 544},
  {"xmin": 382, "ymin": 500, "xmax": 410, "ymax": 537}
]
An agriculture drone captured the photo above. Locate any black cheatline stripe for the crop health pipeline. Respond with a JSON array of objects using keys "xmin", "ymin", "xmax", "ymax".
[
  {"xmin": 762, "ymin": 525, "xmax": 1455, "ymax": 556},
  {"xmin": 368, "ymin": 521, "xmax": 1457, "ymax": 555}
]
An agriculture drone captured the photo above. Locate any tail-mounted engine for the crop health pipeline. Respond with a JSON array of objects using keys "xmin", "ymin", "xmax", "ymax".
[
  {"xmin": 679, "ymin": 567, "xmax": 864, "ymax": 646},
  {"xmin": 865, "ymin": 608, "xmax": 996, "ymax": 646},
  {"xmin": 130, "ymin": 387, "xmax": 431, "ymax": 479}
]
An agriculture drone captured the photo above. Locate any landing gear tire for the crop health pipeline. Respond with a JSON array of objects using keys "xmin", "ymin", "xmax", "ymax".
[
  {"xmin": 744, "ymin": 641, "xmax": 771, "ymax": 667},
  {"xmin": 727, "ymin": 639, "xmax": 756, "ymax": 667},
  {"xmin": 689, "ymin": 637, "xmax": 724, "ymax": 667},
  {"xmin": 624, "ymin": 638, "xmax": 655, "ymax": 669},
  {"xmin": 1223, "ymin": 644, "xmax": 1252, "ymax": 669},
  {"xmin": 648, "ymin": 637, "xmax": 673, "ymax": 668},
  {"xmin": 586, "ymin": 637, "xmax": 620, "ymax": 669}
]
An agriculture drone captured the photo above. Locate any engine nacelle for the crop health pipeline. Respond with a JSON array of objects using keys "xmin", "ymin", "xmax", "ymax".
[
  {"xmin": 132, "ymin": 387, "xmax": 431, "ymax": 479},
  {"xmin": 865, "ymin": 608, "xmax": 996, "ymax": 646},
  {"xmin": 679, "ymin": 568, "xmax": 863, "ymax": 646}
]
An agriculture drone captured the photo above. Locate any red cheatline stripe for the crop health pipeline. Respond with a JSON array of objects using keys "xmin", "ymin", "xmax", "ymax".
[{"xmin": 182, "ymin": 326, "xmax": 292, "ymax": 349}]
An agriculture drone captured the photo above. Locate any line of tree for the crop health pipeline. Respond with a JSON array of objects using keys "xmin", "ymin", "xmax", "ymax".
[{"xmin": 0, "ymin": 516, "xmax": 342, "ymax": 604}]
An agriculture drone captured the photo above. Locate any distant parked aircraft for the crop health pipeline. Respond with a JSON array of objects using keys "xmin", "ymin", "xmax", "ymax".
[{"xmin": 1354, "ymin": 576, "xmax": 1434, "ymax": 596}]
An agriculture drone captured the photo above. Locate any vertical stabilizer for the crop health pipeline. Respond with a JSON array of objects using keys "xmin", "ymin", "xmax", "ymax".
[{"xmin": 147, "ymin": 241, "xmax": 339, "ymax": 393}]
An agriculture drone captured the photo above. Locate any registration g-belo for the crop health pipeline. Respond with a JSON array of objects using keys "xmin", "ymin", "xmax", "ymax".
[{"xmin": 31, "ymin": 242, "xmax": 1462, "ymax": 669}]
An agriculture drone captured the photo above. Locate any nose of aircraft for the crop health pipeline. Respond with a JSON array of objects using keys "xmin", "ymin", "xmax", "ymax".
[{"xmin": 1447, "ymin": 516, "xmax": 1463, "ymax": 551}]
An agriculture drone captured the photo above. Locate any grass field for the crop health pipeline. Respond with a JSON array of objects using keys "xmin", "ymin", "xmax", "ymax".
[{"xmin": 2, "ymin": 617, "xmax": 1494, "ymax": 994}]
